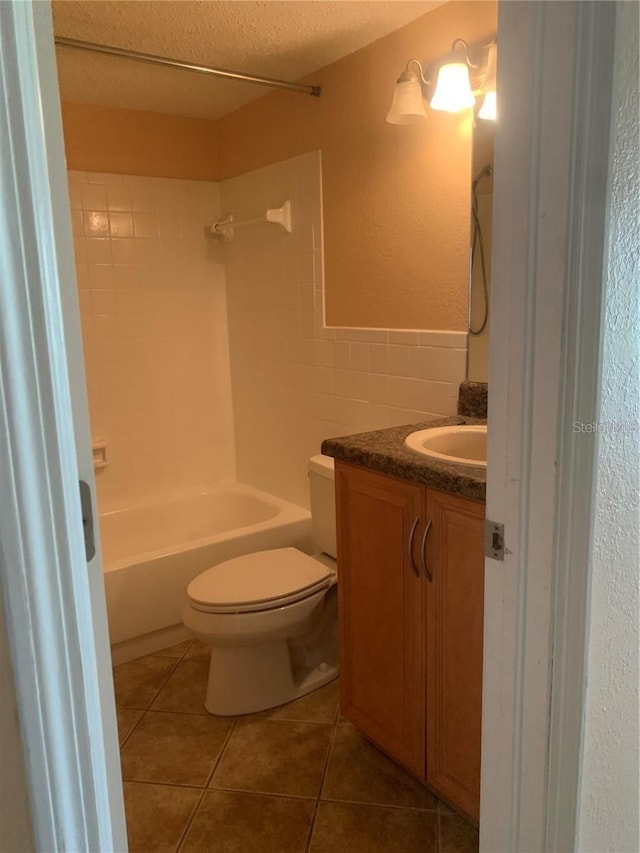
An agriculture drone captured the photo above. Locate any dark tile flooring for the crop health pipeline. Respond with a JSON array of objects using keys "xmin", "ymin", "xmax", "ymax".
[{"xmin": 114, "ymin": 640, "xmax": 479, "ymax": 852}]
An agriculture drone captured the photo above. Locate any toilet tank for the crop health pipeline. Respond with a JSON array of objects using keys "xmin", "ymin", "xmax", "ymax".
[{"xmin": 308, "ymin": 454, "xmax": 336, "ymax": 558}]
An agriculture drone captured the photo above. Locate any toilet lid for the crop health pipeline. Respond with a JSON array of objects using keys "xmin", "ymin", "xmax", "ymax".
[{"xmin": 187, "ymin": 547, "xmax": 334, "ymax": 613}]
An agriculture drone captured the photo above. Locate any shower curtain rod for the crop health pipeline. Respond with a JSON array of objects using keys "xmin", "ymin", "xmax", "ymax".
[{"xmin": 54, "ymin": 37, "xmax": 322, "ymax": 97}]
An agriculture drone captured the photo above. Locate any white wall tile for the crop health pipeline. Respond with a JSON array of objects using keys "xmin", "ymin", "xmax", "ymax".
[
  {"xmin": 368, "ymin": 344, "xmax": 389, "ymax": 375},
  {"xmin": 368, "ymin": 373, "xmax": 390, "ymax": 404},
  {"xmin": 69, "ymin": 171, "xmax": 235, "ymax": 511},
  {"xmin": 349, "ymin": 342, "xmax": 369, "ymax": 372},
  {"xmin": 313, "ymin": 339, "xmax": 335, "ymax": 367},
  {"xmin": 334, "ymin": 341, "xmax": 350, "ymax": 369},
  {"xmin": 418, "ymin": 330, "xmax": 468, "ymax": 349},
  {"xmin": 388, "ymin": 345, "xmax": 411, "ymax": 377},
  {"xmin": 388, "ymin": 330, "xmax": 420, "ymax": 346},
  {"xmin": 349, "ymin": 371, "xmax": 369, "ymax": 402},
  {"xmin": 82, "ymin": 184, "xmax": 108, "ymax": 211},
  {"xmin": 334, "ymin": 369, "xmax": 351, "ymax": 398}
]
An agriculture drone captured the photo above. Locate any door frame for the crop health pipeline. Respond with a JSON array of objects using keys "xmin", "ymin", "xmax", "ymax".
[
  {"xmin": 0, "ymin": 2, "xmax": 126, "ymax": 850},
  {"xmin": 481, "ymin": 2, "xmax": 617, "ymax": 851},
  {"xmin": 0, "ymin": 0, "xmax": 620, "ymax": 850}
]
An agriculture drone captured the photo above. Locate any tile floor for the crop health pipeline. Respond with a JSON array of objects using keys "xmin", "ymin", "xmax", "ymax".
[{"xmin": 114, "ymin": 640, "xmax": 479, "ymax": 853}]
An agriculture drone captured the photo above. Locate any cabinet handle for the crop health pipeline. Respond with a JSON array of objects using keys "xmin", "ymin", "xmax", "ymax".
[
  {"xmin": 408, "ymin": 516, "xmax": 420, "ymax": 577},
  {"xmin": 421, "ymin": 519, "xmax": 433, "ymax": 582}
]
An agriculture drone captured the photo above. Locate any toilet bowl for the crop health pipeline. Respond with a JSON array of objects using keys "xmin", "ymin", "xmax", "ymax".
[{"xmin": 183, "ymin": 455, "xmax": 338, "ymax": 715}]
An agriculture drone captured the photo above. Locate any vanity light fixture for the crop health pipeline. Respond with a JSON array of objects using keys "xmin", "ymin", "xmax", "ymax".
[
  {"xmin": 429, "ymin": 39, "xmax": 477, "ymax": 113},
  {"xmin": 478, "ymin": 41, "xmax": 498, "ymax": 120},
  {"xmin": 385, "ymin": 60, "xmax": 428, "ymax": 125},
  {"xmin": 386, "ymin": 37, "xmax": 498, "ymax": 124}
]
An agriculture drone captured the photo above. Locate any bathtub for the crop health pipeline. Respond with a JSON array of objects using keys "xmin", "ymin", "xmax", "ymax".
[{"xmin": 101, "ymin": 483, "xmax": 311, "ymax": 647}]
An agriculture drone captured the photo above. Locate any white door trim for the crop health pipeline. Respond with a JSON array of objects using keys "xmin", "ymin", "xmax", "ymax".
[
  {"xmin": 481, "ymin": 2, "xmax": 617, "ymax": 851},
  {"xmin": 0, "ymin": 3, "xmax": 126, "ymax": 850}
]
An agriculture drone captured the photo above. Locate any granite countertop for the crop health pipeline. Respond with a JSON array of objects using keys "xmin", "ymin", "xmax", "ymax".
[{"xmin": 321, "ymin": 415, "xmax": 486, "ymax": 502}]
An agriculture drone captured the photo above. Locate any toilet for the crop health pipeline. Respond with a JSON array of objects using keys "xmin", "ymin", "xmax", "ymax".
[{"xmin": 183, "ymin": 454, "xmax": 338, "ymax": 715}]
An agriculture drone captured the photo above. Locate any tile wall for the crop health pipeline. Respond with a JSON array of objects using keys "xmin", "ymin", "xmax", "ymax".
[
  {"xmin": 221, "ymin": 152, "xmax": 467, "ymax": 508},
  {"xmin": 68, "ymin": 171, "xmax": 235, "ymax": 510}
]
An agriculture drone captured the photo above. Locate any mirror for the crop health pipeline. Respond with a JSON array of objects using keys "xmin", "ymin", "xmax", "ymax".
[{"xmin": 467, "ymin": 117, "xmax": 495, "ymax": 382}]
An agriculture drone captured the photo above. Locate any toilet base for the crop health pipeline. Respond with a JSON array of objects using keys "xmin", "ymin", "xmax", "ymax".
[
  {"xmin": 204, "ymin": 639, "xmax": 338, "ymax": 715},
  {"xmin": 192, "ymin": 580, "xmax": 339, "ymax": 716}
]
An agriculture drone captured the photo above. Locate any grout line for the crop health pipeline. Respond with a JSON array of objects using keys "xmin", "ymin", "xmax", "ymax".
[
  {"xmin": 257, "ymin": 715, "xmax": 339, "ymax": 725},
  {"xmin": 173, "ymin": 717, "xmax": 241, "ymax": 851},
  {"xmin": 318, "ymin": 796, "xmax": 439, "ymax": 813},
  {"xmin": 133, "ymin": 707, "xmax": 212, "ymax": 717},
  {"xmin": 121, "ymin": 777, "xmax": 209, "ymax": 792},
  {"xmin": 144, "ymin": 654, "xmax": 184, "ymax": 710},
  {"xmin": 250, "ymin": 716, "xmax": 334, "ymax": 729},
  {"xmin": 179, "ymin": 640, "xmax": 195, "ymax": 661},
  {"xmin": 305, "ymin": 706, "xmax": 339, "ymax": 852},
  {"xmin": 204, "ymin": 717, "xmax": 239, "ymax": 788},
  {"xmin": 175, "ymin": 704, "xmax": 239, "ymax": 853},
  {"xmin": 333, "ymin": 696, "xmax": 341, "ymax": 726},
  {"xmin": 116, "ymin": 642, "xmax": 196, "ymax": 755},
  {"xmin": 204, "ymin": 786, "xmax": 317, "ymax": 802},
  {"xmin": 318, "ymin": 715, "xmax": 339, "ymax": 800},
  {"xmin": 126, "ymin": 658, "xmax": 182, "ymax": 711},
  {"xmin": 174, "ymin": 788, "xmax": 207, "ymax": 853},
  {"xmin": 151, "ymin": 639, "xmax": 194, "ymax": 664},
  {"xmin": 118, "ymin": 707, "xmax": 147, "ymax": 751}
]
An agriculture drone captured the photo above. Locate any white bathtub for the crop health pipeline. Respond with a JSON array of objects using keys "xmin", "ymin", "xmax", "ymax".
[{"xmin": 101, "ymin": 483, "xmax": 311, "ymax": 647}]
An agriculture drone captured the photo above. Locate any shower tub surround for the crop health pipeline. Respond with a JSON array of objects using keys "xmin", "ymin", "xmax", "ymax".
[{"xmin": 68, "ymin": 169, "xmax": 236, "ymax": 511}]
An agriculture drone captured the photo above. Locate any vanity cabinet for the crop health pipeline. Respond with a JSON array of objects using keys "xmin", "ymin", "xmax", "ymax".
[
  {"xmin": 335, "ymin": 461, "xmax": 485, "ymax": 822},
  {"xmin": 423, "ymin": 487, "xmax": 485, "ymax": 821},
  {"xmin": 335, "ymin": 463, "xmax": 425, "ymax": 777}
]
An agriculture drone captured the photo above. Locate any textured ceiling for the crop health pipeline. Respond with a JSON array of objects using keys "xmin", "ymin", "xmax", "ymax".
[{"xmin": 53, "ymin": 1, "xmax": 442, "ymax": 119}]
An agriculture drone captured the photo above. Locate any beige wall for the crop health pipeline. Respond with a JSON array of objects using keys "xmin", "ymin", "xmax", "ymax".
[
  {"xmin": 578, "ymin": 2, "xmax": 640, "ymax": 849},
  {"xmin": 61, "ymin": 103, "xmax": 219, "ymax": 180},
  {"xmin": 60, "ymin": 1, "xmax": 497, "ymax": 331},
  {"xmin": 216, "ymin": 1, "xmax": 497, "ymax": 330}
]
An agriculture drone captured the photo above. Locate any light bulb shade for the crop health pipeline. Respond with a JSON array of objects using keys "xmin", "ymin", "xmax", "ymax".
[
  {"xmin": 483, "ymin": 42, "xmax": 498, "ymax": 86},
  {"xmin": 386, "ymin": 73, "xmax": 427, "ymax": 124},
  {"xmin": 478, "ymin": 41, "xmax": 498, "ymax": 121},
  {"xmin": 430, "ymin": 62, "xmax": 475, "ymax": 112},
  {"xmin": 478, "ymin": 90, "xmax": 497, "ymax": 120}
]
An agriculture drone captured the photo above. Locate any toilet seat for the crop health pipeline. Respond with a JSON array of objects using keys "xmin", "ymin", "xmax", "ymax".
[{"xmin": 187, "ymin": 547, "xmax": 334, "ymax": 614}]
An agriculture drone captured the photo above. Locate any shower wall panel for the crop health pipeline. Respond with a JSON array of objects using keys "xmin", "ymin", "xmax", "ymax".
[{"xmin": 68, "ymin": 170, "xmax": 235, "ymax": 510}]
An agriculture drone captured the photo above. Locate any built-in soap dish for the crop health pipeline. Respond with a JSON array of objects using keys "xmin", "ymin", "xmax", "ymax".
[{"xmin": 92, "ymin": 439, "xmax": 109, "ymax": 471}]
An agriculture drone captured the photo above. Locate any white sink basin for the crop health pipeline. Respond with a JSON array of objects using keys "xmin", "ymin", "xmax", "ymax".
[{"xmin": 404, "ymin": 425, "xmax": 487, "ymax": 468}]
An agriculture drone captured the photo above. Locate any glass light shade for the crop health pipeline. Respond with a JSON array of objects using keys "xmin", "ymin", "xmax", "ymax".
[
  {"xmin": 430, "ymin": 62, "xmax": 475, "ymax": 112},
  {"xmin": 386, "ymin": 74, "xmax": 427, "ymax": 124},
  {"xmin": 478, "ymin": 41, "xmax": 497, "ymax": 121},
  {"xmin": 478, "ymin": 90, "xmax": 497, "ymax": 120}
]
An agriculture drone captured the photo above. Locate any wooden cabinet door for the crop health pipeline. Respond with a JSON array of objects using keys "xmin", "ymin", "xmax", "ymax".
[
  {"xmin": 336, "ymin": 462, "xmax": 425, "ymax": 778},
  {"xmin": 424, "ymin": 488, "xmax": 485, "ymax": 822}
]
